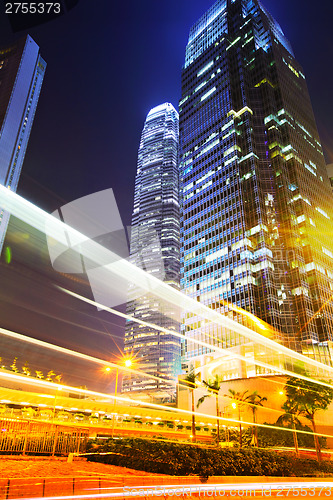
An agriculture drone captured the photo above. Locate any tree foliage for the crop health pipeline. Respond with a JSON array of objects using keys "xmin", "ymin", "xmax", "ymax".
[
  {"xmin": 246, "ymin": 391, "xmax": 267, "ymax": 447},
  {"xmin": 197, "ymin": 375, "xmax": 222, "ymax": 442},
  {"xmin": 282, "ymin": 377, "xmax": 333, "ymax": 461},
  {"xmin": 180, "ymin": 365, "xmax": 199, "ymax": 442},
  {"xmin": 225, "ymin": 389, "xmax": 266, "ymax": 448},
  {"xmin": 277, "ymin": 399, "xmax": 301, "ymax": 456}
]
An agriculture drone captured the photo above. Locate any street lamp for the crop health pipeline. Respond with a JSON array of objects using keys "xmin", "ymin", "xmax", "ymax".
[
  {"xmin": 108, "ymin": 358, "xmax": 132, "ymax": 438},
  {"xmin": 52, "ymin": 386, "xmax": 63, "ymax": 421},
  {"xmin": 221, "ymin": 407, "xmax": 231, "ymax": 446},
  {"xmin": 231, "ymin": 401, "xmax": 244, "ymax": 448}
]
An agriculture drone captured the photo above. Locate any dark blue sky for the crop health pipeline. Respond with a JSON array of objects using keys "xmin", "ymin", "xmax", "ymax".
[{"xmin": 0, "ymin": 0, "xmax": 332, "ymax": 388}]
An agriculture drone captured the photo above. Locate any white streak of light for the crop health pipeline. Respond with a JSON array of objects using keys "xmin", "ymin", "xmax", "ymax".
[
  {"xmin": 16, "ymin": 482, "xmax": 333, "ymax": 500},
  {"xmin": 59, "ymin": 288, "xmax": 333, "ymax": 392},
  {"xmin": 1, "ymin": 185, "xmax": 333, "ymax": 385},
  {"xmin": 0, "ymin": 327, "xmax": 169, "ymax": 384},
  {"xmin": 0, "ymin": 369, "xmax": 331, "ymax": 440}
]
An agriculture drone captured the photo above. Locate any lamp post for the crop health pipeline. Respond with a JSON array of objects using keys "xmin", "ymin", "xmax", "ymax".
[
  {"xmin": 232, "ymin": 401, "xmax": 243, "ymax": 448},
  {"xmin": 52, "ymin": 386, "xmax": 62, "ymax": 422},
  {"xmin": 221, "ymin": 407, "xmax": 230, "ymax": 446},
  {"xmin": 110, "ymin": 359, "xmax": 132, "ymax": 438}
]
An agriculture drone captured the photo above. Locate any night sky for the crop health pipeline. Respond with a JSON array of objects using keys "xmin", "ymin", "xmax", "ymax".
[{"xmin": 0, "ymin": 0, "xmax": 332, "ymax": 389}]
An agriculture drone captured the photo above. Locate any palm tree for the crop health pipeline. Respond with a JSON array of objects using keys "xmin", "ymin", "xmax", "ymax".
[
  {"xmin": 10, "ymin": 357, "xmax": 19, "ymax": 373},
  {"xmin": 46, "ymin": 370, "xmax": 56, "ymax": 382},
  {"xmin": 276, "ymin": 400, "xmax": 301, "ymax": 457},
  {"xmin": 197, "ymin": 375, "xmax": 221, "ymax": 442},
  {"xmin": 22, "ymin": 361, "xmax": 31, "ymax": 376},
  {"xmin": 283, "ymin": 377, "xmax": 333, "ymax": 462},
  {"xmin": 246, "ymin": 391, "xmax": 267, "ymax": 447},
  {"xmin": 226, "ymin": 389, "xmax": 252, "ymax": 448},
  {"xmin": 179, "ymin": 365, "xmax": 198, "ymax": 442}
]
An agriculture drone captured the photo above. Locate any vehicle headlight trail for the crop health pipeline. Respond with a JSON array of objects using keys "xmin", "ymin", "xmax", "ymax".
[
  {"xmin": 0, "ymin": 326, "xmax": 170, "ymax": 384},
  {"xmin": 1, "ymin": 185, "xmax": 333, "ymax": 388},
  {"xmin": 0, "ymin": 365, "xmax": 331, "ymax": 441},
  {"xmin": 59, "ymin": 287, "xmax": 333, "ymax": 392}
]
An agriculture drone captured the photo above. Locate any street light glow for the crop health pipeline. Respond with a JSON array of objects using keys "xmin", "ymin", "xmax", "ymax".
[{"xmin": 1, "ymin": 185, "xmax": 333, "ymax": 388}]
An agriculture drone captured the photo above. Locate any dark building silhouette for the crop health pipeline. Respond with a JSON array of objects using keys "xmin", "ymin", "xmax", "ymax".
[{"xmin": 0, "ymin": 35, "xmax": 46, "ymax": 254}]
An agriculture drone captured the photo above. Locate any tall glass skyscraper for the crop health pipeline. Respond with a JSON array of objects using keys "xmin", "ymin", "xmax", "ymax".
[
  {"xmin": 123, "ymin": 103, "xmax": 181, "ymax": 399},
  {"xmin": 326, "ymin": 164, "xmax": 333, "ymax": 196},
  {"xmin": 0, "ymin": 35, "xmax": 46, "ymax": 255},
  {"xmin": 180, "ymin": 0, "xmax": 333, "ymax": 370}
]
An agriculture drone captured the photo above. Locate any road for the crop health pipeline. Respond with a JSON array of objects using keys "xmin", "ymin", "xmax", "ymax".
[{"xmin": 3, "ymin": 477, "xmax": 333, "ymax": 500}]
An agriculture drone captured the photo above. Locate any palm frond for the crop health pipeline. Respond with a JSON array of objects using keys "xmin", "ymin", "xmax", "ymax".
[{"xmin": 197, "ymin": 394, "xmax": 209, "ymax": 408}]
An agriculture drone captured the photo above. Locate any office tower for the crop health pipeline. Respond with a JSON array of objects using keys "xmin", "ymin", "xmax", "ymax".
[
  {"xmin": 0, "ymin": 35, "xmax": 46, "ymax": 254},
  {"xmin": 123, "ymin": 103, "xmax": 181, "ymax": 400},
  {"xmin": 180, "ymin": 0, "xmax": 333, "ymax": 371},
  {"xmin": 327, "ymin": 164, "xmax": 333, "ymax": 196}
]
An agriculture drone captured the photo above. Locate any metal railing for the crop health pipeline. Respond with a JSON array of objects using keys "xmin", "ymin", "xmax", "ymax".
[
  {"xmin": 0, "ymin": 407, "xmax": 217, "ymax": 434},
  {"xmin": 0, "ymin": 418, "xmax": 88, "ymax": 455}
]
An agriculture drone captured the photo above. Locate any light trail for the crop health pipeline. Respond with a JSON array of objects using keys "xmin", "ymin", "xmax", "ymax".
[
  {"xmin": 2, "ymin": 185, "xmax": 333, "ymax": 440},
  {"xmin": 1, "ymin": 184, "xmax": 333, "ymax": 384},
  {"xmin": 0, "ymin": 326, "xmax": 171, "ymax": 384},
  {"xmin": 297, "ymin": 293, "xmax": 333, "ymax": 337},
  {"xmin": 0, "ymin": 368, "xmax": 332, "ymax": 442},
  {"xmin": 1, "ymin": 323, "xmax": 330, "ymax": 425},
  {"xmin": 15, "ymin": 481, "xmax": 333, "ymax": 500},
  {"xmin": 59, "ymin": 287, "xmax": 333, "ymax": 392},
  {"xmin": 2, "ymin": 325, "xmax": 330, "ymax": 426},
  {"xmin": 0, "ymin": 325, "xmax": 309, "ymax": 425}
]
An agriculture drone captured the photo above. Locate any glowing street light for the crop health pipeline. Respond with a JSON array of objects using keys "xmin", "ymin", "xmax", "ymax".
[
  {"xmin": 109, "ymin": 357, "xmax": 133, "ymax": 438},
  {"xmin": 52, "ymin": 386, "xmax": 63, "ymax": 421}
]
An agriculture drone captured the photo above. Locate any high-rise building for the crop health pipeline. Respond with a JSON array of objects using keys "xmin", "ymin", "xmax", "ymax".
[
  {"xmin": 180, "ymin": 0, "xmax": 333, "ymax": 372},
  {"xmin": 0, "ymin": 35, "xmax": 46, "ymax": 254},
  {"xmin": 123, "ymin": 103, "xmax": 181, "ymax": 400},
  {"xmin": 326, "ymin": 164, "xmax": 333, "ymax": 196}
]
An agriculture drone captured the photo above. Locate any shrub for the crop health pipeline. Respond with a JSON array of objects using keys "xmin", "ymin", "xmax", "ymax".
[
  {"xmin": 86, "ymin": 437, "xmax": 333, "ymax": 477},
  {"xmin": 256, "ymin": 422, "xmax": 327, "ymax": 449}
]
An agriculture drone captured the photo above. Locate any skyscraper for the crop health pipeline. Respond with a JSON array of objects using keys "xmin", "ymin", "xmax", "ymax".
[
  {"xmin": 0, "ymin": 35, "xmax": 46, "ymax": 254},
  {"xmin": 123, "ymin": 103, "xmax": 181, "ymax": 399},
  {"xmin": 326, "ymin": 164, "xmax": 333, "ymax": 196},
  {"xmin": 180, "ymin": 0, "xmax": 333, "ymax": 371}
]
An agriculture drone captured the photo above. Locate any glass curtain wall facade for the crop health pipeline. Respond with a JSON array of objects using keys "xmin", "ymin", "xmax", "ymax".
[
  {"xmin": 180, "ymin": 0, "xmax": 333, "ymax": 370},
  {"xmin": 0, "ymin": 35, "xmax": 46, "ymax": 254},
  {"xmin": 326, "ymin": 164, "xmax": 333, "ymax": 196},
  {"xmin": 123, "ymin": 103, "xmax": 181, "ymax": 400}
]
